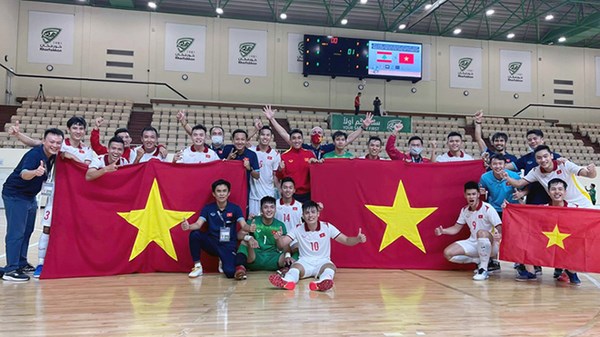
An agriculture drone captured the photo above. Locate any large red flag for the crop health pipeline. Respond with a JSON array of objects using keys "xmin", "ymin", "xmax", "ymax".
[
  {"xmin": 42, "ymin": 158, "xmax": 247, "ymax": 279},
  {"xmin": 310, "ymin": 159, "xmax": 485, "ymax": 269},
  {"xmin": 501, "ymin": 203, "xmax": 600, "ymax": 273}
]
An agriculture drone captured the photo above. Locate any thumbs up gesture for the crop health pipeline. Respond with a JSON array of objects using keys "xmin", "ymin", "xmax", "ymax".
[
  {"xmin": 273, "ymin": 226, "xmax": 283, "ymax": 240},
  {"xmin": 181, "ymin": 218, "xmax": 191, "ymax": 231},
  {"xmin": 8, "ymin": 120, "xmax": 20, "ymax": 136},
  {"xmin": 356, "ymin": 228, "xmax": 367, "ymax": 243},
  {"xmin": 34, "ymin": 160, "xmax": 46, "ymax": 177}
]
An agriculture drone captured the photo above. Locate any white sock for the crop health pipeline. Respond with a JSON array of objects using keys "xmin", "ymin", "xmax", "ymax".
[
  {"xmin": 194, "ymin": 261, "xmax": 202, "ymax": 268},
  {"xmin": 38, "ymin": 233, "xmax": 50, "ymax": 265},
  {"xmin": 449, "ymin": 255, "xmax": 480, "ymax": 264},
  {"xmin": 319, "ymin": 268, "xmax": 335, "ymax": 281},
  {"xmin": 283, "ymin": 268, "xmax": 300, "ymax": 283},
  {"xmin": 477, "ymin": 238, "xmax": 492, "ymax": 271}
]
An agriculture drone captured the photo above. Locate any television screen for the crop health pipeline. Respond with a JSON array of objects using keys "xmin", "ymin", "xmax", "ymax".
[{"xmin": 367, "ymin": 40, "xmax": 422, "ymax": 80}]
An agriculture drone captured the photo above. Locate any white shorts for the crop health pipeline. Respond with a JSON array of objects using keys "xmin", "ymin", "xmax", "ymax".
[
  {"xmin": 40, "ymin": 193, "xmax": 54, "ymax": 227},
  {"xmin": 295, "ymin": 258, "xmax": 333, "ymax": 279},
  {"xmin": 456, "ymin": 239, "xmax": 499, "ymax": 257},
  {"xmin": 248, "ymin": 198, "xmax": 260, "ymax": 217}
]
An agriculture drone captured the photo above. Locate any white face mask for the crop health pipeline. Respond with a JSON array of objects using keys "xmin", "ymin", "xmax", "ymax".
[
  {"xmin": 211, "ymin": 135, "xmax": 223, "ymax": 146},
  {"xmin": 410, "ymin": 147, "xmax": 423, "ymax": 155}
]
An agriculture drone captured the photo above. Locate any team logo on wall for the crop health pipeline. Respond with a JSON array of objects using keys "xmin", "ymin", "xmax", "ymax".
[
  {"xmin": 457, "ymin": 57, "xmax": 474, "ymax": 79},
  {"xmin": 39, "ymin": 28, "xmax": 63, "ymax": 52},
  {"xmin": 238, "ymin": 42, "xmax": 258, "ymax": 65},
  {"xmin": 176, "ymin": 37, "xmax": 194, "ymax": 53},
  {"xmin": 297, "ymin": 41, "xmax": 304, "ymax": 62},
  {"xmin": 507, "ymin": 61, "xmax": 524, "ymax": 82}
]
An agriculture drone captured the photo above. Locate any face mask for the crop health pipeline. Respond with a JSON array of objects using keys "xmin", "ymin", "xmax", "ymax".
[
  {"xmin": 311, "ymin": 134, "xmax": 323, "ymax": 145},
  {"xmin": 211, "ymin": 135, "xmax": 223, "ymax": 146},
  {"xmin": 410, "ymin": 147, "xmax": 423, "ymax": 155}
]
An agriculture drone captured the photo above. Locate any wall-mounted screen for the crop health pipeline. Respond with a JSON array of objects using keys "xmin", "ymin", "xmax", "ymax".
[{"xmin": 303, "ymin": 35, "xmax": 422, "ymax": 82}]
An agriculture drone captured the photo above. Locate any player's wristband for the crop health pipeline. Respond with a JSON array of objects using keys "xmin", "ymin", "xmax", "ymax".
[
  {"xmin": 244, "ymin": 235, "xmax": 252, "ymax": 242},
  {"xmin": 284, "ymin": 252, "xmax": 291, "ymax": 258}
]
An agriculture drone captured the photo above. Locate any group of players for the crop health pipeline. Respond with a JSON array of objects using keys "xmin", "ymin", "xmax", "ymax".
[{"xmin": 1, "ymin": 106, "xmax": 596, "ymax": 290}]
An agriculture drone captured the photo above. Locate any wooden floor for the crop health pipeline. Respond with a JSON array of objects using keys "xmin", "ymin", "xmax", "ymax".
[{"xmin": 2, "ymin": 211, "xmax": 600, "ymax": 336}]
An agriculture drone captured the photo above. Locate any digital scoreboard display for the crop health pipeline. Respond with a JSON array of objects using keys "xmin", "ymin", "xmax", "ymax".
[{"xmin": 303, "ymin": 34, "xmax": 422, "ymax": 82}]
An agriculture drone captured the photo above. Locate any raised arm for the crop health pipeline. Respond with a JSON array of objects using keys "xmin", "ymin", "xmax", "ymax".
[
  {"xmin": 347, "ymin": 112, "xmax": 374, "ymax": 144},
  {"xmin": 263, "ymin": 105, "xmax": 291, "ymax": 145},
  {"xmin": 8, "ymin": 121, "xmax": 42, "ymax": 147},
  {"xmin": 578, "ymin": 163, "xmax": 597, "ymax": 178},
  {"xmin": 176, "ymin": 110, "xmax": 193, "ymax": 136},
  {"xmin": 385, "ymin": 122, "xmax": 406, "ymax": 160},
  {"xmin": 473, "ymin": 110, "xmax": 487, "ymax": 154},
  {"xmin": 334, "ymin": 228, "xmax": 367, "ymax": 246}
]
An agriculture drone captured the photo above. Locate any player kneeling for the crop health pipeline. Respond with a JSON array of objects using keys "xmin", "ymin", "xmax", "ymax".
[
  {"xmin": 434, "ymin": 181, "xmax": 502, "ymax": 281},
  {"xmin": 268, "ymin": 200, "xmax": 366, "ymax": 291}
]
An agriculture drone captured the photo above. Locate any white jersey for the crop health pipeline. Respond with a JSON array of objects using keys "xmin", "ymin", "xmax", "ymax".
[
  {"xmin": 524, "ymin": 160, "xmax": 593, "ymax": 208},
  {"xmin": 134, "ymin": 145, "xmax": 167, "ymax": 163},
  {"xmin": 287, "ymin": 221, "xmax": 341, "ymax": 262},
  {"xmin": 248, "ymin": 146, "xmax": 280, "ymax": 200},
  {"xmin": 275, "ymin": 198, "xmax": 303, "ymax": 233},
  {"xmin": 89, "ymin": 155, "xmax": 129, "ymax": 169},
  {"xmin": 177, "ymin": 145, "xmax": 219, "ymax": 164},
  {"xmin": 61, "ymin": 138, "xmax": 94, "ymax": 164},
  {"xmin": 456, "ymin": 201, "xmax": 501, "ymax": 242},
  {"xmin": 436, "ymin": 151, "xmax": 473, "ymax": 162}
]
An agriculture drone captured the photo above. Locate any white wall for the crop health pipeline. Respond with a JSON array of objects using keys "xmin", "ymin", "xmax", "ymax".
[
  {"xmin": 0, "ymin": 0, "xmax": 20, "ymax": 105},
  {"xmin": 6, "ymin": 1, "xmax": 600, "ymax": 122}
]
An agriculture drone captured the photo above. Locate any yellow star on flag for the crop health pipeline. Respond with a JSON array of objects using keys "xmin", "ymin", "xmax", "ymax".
[
  {"xmin": 365, "ymin": 181, "xmax": 438, "ymax": 253},
  {"xmin": 118, "ymin": 179, "xmax": 196, "ymax": 262},
  {"xmin": 542, "ymin": 224, "xmax": 571, "ymax": 249}
]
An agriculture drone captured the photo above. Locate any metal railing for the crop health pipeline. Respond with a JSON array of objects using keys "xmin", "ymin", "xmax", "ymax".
[{"xmin": 513, "ymin": 103, "xmax": 600, "ymax": 117}]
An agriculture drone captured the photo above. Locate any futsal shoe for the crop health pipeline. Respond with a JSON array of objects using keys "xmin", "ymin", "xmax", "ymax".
[
  {"xmin": 269, "ymin": 274, "xmax": 295, "ymax": 290},
  {"xmin": 33, "ymin": 265, "xmax": 43, "ymax": 278},
  {"xmin": 565, "ymin": 270, "xmax": 581, "ymax": 286},
  {"xmin": 473, "ymin": 268, "xmax": 489, "ymax": 281},
  {"xmin": 487, "ymin": 260, "xmax": 501, "ymax": 274},
  {"xmin": 534, "ymin": 266, "xmax": 543, "ymax": 275},
  {"xmin": 234, "ymin": 266, "xmax": 247, "ymax": 280},
  {"xmin": 309, "ymin": 279, "xmax": 334, "ymax": 291},
  {"xmin": 19, "ymin": 263, "xmax": 36, "ymax": 274},
  {"xmin": 553, "ymin": 268, "xmax": 564, "ymax": 279},
  {"xmin": 515, "ymin": 270, "xmax": 537, "ymax": 282},
  {"xmin": 188, "ymin": 264, "xmax": 203, "ymax": 278}
]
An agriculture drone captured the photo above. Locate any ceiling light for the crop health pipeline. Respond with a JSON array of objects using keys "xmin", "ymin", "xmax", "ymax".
[
  {"xmin": 360, "ymin": 0, "xmax": 368, "ymax": 4},
  {"xmin": 279, "ymin": 13, "xmax": 287, "ymax": 20},
  {"xmin": 453, "ymin": 28, "xmax": 462, "ymax": 35},
  {"xmin": 398, "ymin": 24, "xmax": 407, "ymax": 30},
  {"xmin": 424, "ymin": 4, "xmax": 433, "ymax": 10},
  {"xmin": 485, "ymin": 9, "xmax": 495, "ymax": 16},
  {"xmin": 147, "ymin": 1, "xmax": 157, "ymax": 9},
  {"xmin": 216, "ymin": 7, "xmax": 224, "ymax": 15},
  {"xmin": 341, "ymin": 18, "xmax": 348, "ymax": 25},
  {"xmin": 507, "ymin": 33, "xmax": 515, "ymax": 39},
  {"xmin": 558, "ymin": 36, "xmax": 566, "ymax": 43},
  {"xmin": 545, "ymin": 14, "xmax": 554, "ymax": 21}
]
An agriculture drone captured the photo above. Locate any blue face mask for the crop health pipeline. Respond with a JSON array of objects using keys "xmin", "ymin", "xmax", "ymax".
[{"xmin": 410, "ymin": 146, "xmax": 423, "ymax": 155}]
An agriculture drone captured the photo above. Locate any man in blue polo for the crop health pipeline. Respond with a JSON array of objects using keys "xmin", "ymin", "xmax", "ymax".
[
  {"xmin": 181, "ymin": 179, "xmax": 255, "ymax": 279},
  {"xmin": 2, "ymin": 128, "xmax": 64, "ymax": 282},
  {"xmin": 479, "ymin": 154, "xmax": 521, "ymax": 219}
]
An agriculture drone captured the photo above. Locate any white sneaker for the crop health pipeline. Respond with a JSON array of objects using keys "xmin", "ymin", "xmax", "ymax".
[
  {"xmin": 473, "ymin": 268, "xmax": 489, "ymax": 281},
  {"xmin": 218, "ymin": 260, "xmax": 223, "ymax": 274},
  {"xmin": 188, "ymin": 264, "xmax": 203, "ymax": 278}
]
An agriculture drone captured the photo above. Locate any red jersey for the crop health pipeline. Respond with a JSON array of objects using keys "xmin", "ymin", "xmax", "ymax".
[
  {"xmin": 277, "ymin": 147, "xmax": 316, "ymax": 194},
  {"xmin": 90, "ymin": 128, "xmax": 133, "ymax": 161},
  {"xmin": 385, "ymin": 134, "xmax": 430, "ymax": 163}
]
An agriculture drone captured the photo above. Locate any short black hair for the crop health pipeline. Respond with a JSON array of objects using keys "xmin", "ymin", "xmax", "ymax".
[
  {"xmin": 211, "ymin": 179, "xmax": 231, "ymax": 192},
  {"xmin": 192, "ymin": 124, "xmax": 207, "ymax": 133},
  {"xmin": 108, "ymin": 136, "xmax": 124, "ymax": 146},
  {"xmin": 141, "ymin": 126, "xmax": 159, "ymax": 138},
  {"xmin": 447, "ymin": 131, "xmax": 462, "ymax": 140},
  {"xmin": 368, "ymin": 136, "xmax": 382, "ymax": 145},
  {"xmin": 44, "ymin": 128, "xmax": 64, "ymax": 139},
  {"xmin": 114, "ymin": 128, "xmax": 129, "ymax": 137},
  {"xmin": 260, "ymin": 196, "xmax": 276, "ymax": 207},
  {"xmin": 289, "ymin": 128, "xmax": 303, "ymax": 137},
  {"xmin": 67, "ymin": 116, "xmax": 87, "ymax": 129},
  {"xmin": 259, "ymin": 125, "xmax": 273, "ymax": 134},
  {"xmin": 533, "ymin": 145, "xmax": 551, "ymax": 155},
  {"xmin": 490, "ymin": 153, "xmax": 506, "ymax": 162},
  {"xmin": 231, "ymin": 129, "xmax": 248, "ymax": 139},
  {"xmin": 464, "ymin": 181, "xmax": 479, "ymax": 192},
  {"xmin": 491, "ymin": 132, "xmax": 508, "ymax": 142},
  {"xmin": 281, "ymin": 176, "xmax": 295, "ymax": 187},
  {"xmin": 302, "ymin": 200, "xmax": 320, "ymax": 213},
  {"xmin": 209, "ymin": 125, "xmax": 224, "ymax": 135},
  {"xmin": 526, "ymin": 129, "xmax": 544, "ymax": 138},
  {"xmin": 548, "ymin": 178, "xmax": 567, "ymax": 190},
  {"xmin": 332, "ymin": 130, "xmax": 348, "ymax": 141},
  {"xmin": 408, "ymin": 136, "xmax": 423, "ymax": 145}
]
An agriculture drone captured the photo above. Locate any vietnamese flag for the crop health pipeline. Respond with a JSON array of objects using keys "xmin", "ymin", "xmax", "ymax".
[
  {"xmin": 42, "ymin": 158, "xmax": 247, "ymax": 279},
  {"xmin": 399, "ymin": 53, "xmax": 414, "ymax": 64},
  {"xmin": 501, "ymin": 204, "xmax": 600, "ymax": 273},
  {"xmin": 310, "ymin": 160, "xmax": 485, "ymax": 269},
  {"xmin": 376, "ymin": 51, "xmax": 393, "ymax": 63}
]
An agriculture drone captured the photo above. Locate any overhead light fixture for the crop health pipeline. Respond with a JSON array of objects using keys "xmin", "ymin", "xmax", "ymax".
[
  {"xmin": 216, "ymin": 7, "xmax": 224, "ymax": 15},
  {"xmin": 147, "ymin": 1, "xmax": 157, "ymax": 9},
  {"xmin": 398, "ymin": 24, "xmax": 407, "ymax": 30},
  {"xmin": 507, "ymin": 33, "xmax": 515, "ymax": 39},
  {"xmin": 558, "ymin": 36, "xmax": 566, "ymax": 43},
  {"xmin": 360, "ymin": 0, "xmax": 368, "ymax": 4},
  {"xmin": 341, "ymin": 18, "xmax": 348, "ymax": 25},
  {"xmin": 545, "ymin": 14, "xmax": 554, "ymax": 21},
  {"xmin": 279, "ymin": 13, "xmax": 287, "ymax": 20},
  {"xmin": 453, "ymin": 28, "xmax": 462, "ymax": 35},
  {"xmin": 486, "ymin": 9, "xmax": 495, "ymax": 16},
  {"xmin": 424, "ymin": 4, "xmax": 433, "ymax": 10}
]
